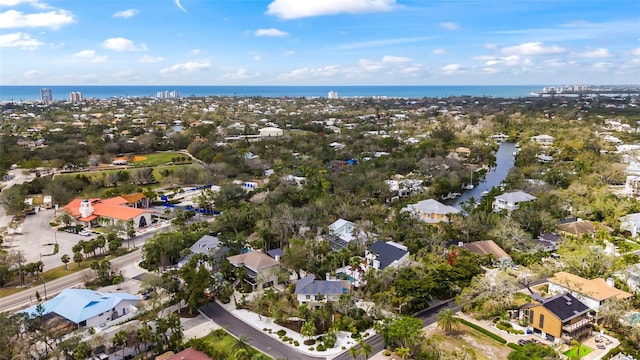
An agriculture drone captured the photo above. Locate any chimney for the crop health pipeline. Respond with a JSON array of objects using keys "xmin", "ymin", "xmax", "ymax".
[
  {"xmin": 458, "ymin": 242, "xmax": 464, "ymax": 247},
  {"xmin": 606, "ymin": 277, "xmax": 615, "ymax": 287}
]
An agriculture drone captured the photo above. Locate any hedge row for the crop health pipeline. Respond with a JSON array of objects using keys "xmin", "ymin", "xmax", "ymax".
[
  {"xmin": 507, "ymin": 343, "xmax": 522, "ymax": 351},
  {"xmin": 459, "ymin": 318, "xmax": 507, "ymax": 344}
]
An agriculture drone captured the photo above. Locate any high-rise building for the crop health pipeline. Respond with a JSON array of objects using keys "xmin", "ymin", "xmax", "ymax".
[
  {"xmin": 156, "ymin": 90, "xmax": 180, "ymax": 99},
  {"xmin": 69, "ymin": 92, "xmax": 83, "ymax": 103},
  {"xmin": 41, "ymin": 88, "xmax": 52, "ymax": 102},
  {"xmin": 328, "ymin": 90, "xmax": 339, "ymax": 99}
]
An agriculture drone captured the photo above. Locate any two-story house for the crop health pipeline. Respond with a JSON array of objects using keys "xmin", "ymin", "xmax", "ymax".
[
  {"xmin": 365, "ymin": 241, "xmax": 410, "ymax": 271},
  {"xmin": 547, "ymin": 272, "xmax": 633, "ymax": 312},
  {"xmin": 492, "ymin": 191, "xmax": 536, "ymax": 213},
  {"xmin": 520, "ymin": 292, "xmax": 592, "ymax": 343},
  {"xmin": 531, "ymin": 134, "xmax": 555, "ymax": 146},
  {"xmin": 227, "ymin": 251, "xmax": 280, "ymax": 290},
  {"xmin": 620, "ymin": 213, "xmax": 640, "ymax": 237},
  {"xmin": 402, "ymin": 199, "xmax": 460, "ymax": 224},
  {"xmin": 294, "ymin": 275, "xmax": 350, "ymax": 307},
  {"xmin": 178, "ymin": 234, "xmax": 229, "ymax": 269}
]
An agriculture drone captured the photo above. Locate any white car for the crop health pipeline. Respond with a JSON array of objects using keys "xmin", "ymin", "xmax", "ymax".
[{"xmin": 78, "ymin": 230, "xmax": 92, "ymax": 236}]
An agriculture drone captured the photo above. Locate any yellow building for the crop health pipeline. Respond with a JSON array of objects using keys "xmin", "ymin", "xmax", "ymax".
[{"xmin": 521, "ymin": 292, "xmax": 592, "ymax": 343}]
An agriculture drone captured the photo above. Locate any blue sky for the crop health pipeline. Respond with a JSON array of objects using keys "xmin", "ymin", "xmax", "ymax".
[{"xmin": 0, "ymin": 0, "xmax": 638, "ymax": 85}]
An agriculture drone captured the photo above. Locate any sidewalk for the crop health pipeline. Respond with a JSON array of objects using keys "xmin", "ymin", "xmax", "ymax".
[{"xmin": 219, "ymin": 291, "xmax": 374, "ymax": 359}]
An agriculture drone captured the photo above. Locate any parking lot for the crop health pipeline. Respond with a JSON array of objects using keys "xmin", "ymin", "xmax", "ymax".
[{"xmin": 5, "ymin": 208, "xmax": 97, "ymax": 271}]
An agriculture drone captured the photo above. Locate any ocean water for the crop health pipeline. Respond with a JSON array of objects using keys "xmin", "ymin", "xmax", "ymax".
[{"xmin": 0, "ymin": 85, "xmax": 541, "ymax": 101}]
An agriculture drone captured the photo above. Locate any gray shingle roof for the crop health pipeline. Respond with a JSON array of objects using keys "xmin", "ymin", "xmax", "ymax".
[
  {"xmin": 367, "ymin": 240, "xmax": 408, "ymax": 270},
  {"xmin": 495, "ymin": 191, "xmax": 536, "ymax": 203},
  {"xmin": 295, "ymin": 275, "xmax": 349, "ymax": 296}
]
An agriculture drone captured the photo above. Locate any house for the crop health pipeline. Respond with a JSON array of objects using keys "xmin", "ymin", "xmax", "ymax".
[
  {"xmin": 454, "ymin": 146, "xmax": 471, "ymax": 158},
  {"xmin": 492, "ymin": 191, "xmax": 536, "ymax": 212},
  {"xmin": 266, "ymin": 248, "xmax": 284, "ymax": 261},
  {"xmin": 259, "ymin": 127, "xmax": 283, "ymax": 137},
  {"xmin": 620, "ymin": 213, "xmax": 640, "ymax": 237},
  {"xmin": 557, "ymin": 218, "xmax": 613, "ymax": 238},
  {"xmin": 329, "ymin": 219, "xmax": 357, "ymax": 243},
  {"xmin": 384, "ymin": 178, "xmax": 426, "ymax": 198},
  {"xmin": 295, "ymin": 274, "xmax": 350, "ymax": 306},
  {"xmin": 402, "ymin": 199, "xmax": 460, "ymax": 223},
  {"xmin": 159, "ymin": 348, "xmax": 212, "ymax": 360},
  {"xmin": 227, "ymin": 251, "xmax": 280, "ymax": 290},
  {"xmin": 120, "ymin": 192, "xmax": 151, "ymax": 208},
  {"xmin": 535, "ymin": 233, "xmax": 562, "ymax": 252},
  {"xmin": 615, "ymin": 263, "xmax": 640, "ymax": 292},
  {"xmin": 63, "ymin": 196, "xmax": 154, "ymax": 230},
  {"xmin": 491, "ymin": 133, "xmax": 510, "ymax": 143},
  {"xmin": 531, "ymin": 134, "xmax": 555, "ymax": 146},
  {"xmin": 625, "ymin": 176, "xmax": 640, "ymax": 196},
  {"xmin": 178, "ymin": 234, "xmax": 229, "ymax": 269},
  {"xmin": 21, "ymin": 289, "xmax": 139, "ymax": 329},
  {"xmin": 520, "ymin": 292, "xmax": 592, "ymax": 343},
  {"xmin": 365, "ymin": 240, "xmax": 409, "ymax": 271},
  {"xmin": 547, "ymin": 272, "xmax": 633, "ymax": 312},
  {"xmin": 537, "ymin": 154, "xmax": 553, "ymax": 163},
  {"xmin": 459, "ymin": 240, "xmax": 512, "ymax": 267}
]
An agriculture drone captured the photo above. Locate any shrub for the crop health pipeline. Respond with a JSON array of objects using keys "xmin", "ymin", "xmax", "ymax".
[
  {"xmin": 350, "ymin": 332, "xmax": 361, "ymax": 339},
  {"xmin": 383, "ymin": 349, "xmax": 392, "ymax": 356},
  {"xmin": 294, "ymin": 340, "xmax": 299, "ymax": 346},
  {"xmin": 508, "ymin": 343, "xmax": 522, "ymax": 351},
  {"xmin": 309, "ymin": 347, "xmax": 314, "ymax": 351},
  {"xmin": 459, "ymin": 318, "xmax": 507, "ymax": 344},
  {"xmin": 316, "ymin": 344, "xmax": 326, "ymax": 351},
  {"xmin": 304, "ymin": 339, "xmax": 316, "ymax": 346},
  {"xmin": 277, "ymin": 329, "xmax": 286, "ymax": 337},
  {"xmin": 496, "ymin": 321, "xmax": 524, "ymax": 334}
]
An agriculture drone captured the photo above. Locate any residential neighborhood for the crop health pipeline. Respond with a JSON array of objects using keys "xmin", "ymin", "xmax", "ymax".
[{"xmin": 0, "ymin": 90, "xmax": 639, "ymax": 360}]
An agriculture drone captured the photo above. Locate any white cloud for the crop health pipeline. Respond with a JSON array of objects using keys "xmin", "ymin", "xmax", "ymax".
[
  {"xmin": 191, "ymin": 48, "xmax": 201, "ymax": 54},
  {"xmin": 267, "ymin": 0, "xmax": 396, "ymax": 19},
  {"xmin": 73, "ymin": 49, "xmax": 106, "ymax": 63},
  {"xmin": 103, "ymin": 37, "xmax": 147, "ymax": 51},
  {"xmin": 484, "ymin": 55, "xmax": 523, "ymax": 67},
  {"xmin": 279, "ymin": 65, "xmax": 341, "ymax": 80},
  {"xmin": 431, "ymin": 48, "xmax": 447, "ymax": 55},
  {"xmin": 174, "ymin": 0, "xmax": 187, "ymax": 13},
  {"xmin": 0, "ymin": 0, "xmax": 52, "ymax": 8},
  {"xmin": 113, "ymin": 9, "xmax": 138, "ymax": 18},
  {"xmin": 139, "ymin": 55, "xmax": 163, "ymax": 63},
  {"xmin": 502, "ymin": 41, "xmax": 565, "ymax": 56},
  {"xmin": 339, "ymin": 36, "xmax": 432, "ymax": 50},
  {"xmin": 483, "ymin": 67, "xmax": 500, "ymax": 74},
  {"xmin": 255, "ymin": 28, "xmax": 289, "ymax": 37},
  {"xmin": 592, "ymin": 62, "xmax": 612, "ymax": 70},
  {"xmin": 160, "ymin": 60, "xmax": 210, "ymax": 75},
  {"xmin": 0, "ymin": 8, "xmax": 73, "ymax": 29},
  {"xmin": 576, "ymin": 48, "xmax": 612, "ymax": 58},
  {"xmin": 439, "ymin": 22, "xmax": 459, "ymax": 30},
  {"xmin": 24, "ymin": 69, "xmax": 40, "ymax": 77},
  {"xmin": 0, "ymin": 31, "xmax": 43, "ymax": 49},
  {"xmin": 484, "ymin": 43, "xmax": 498, "ymax": 49},
  {"xmin": 222, "ymin": 68, "xmax": 260, "ymax": 80},
  {"xmin": 442, "ymin": 63, "xmax": 465, "ymax": 75},
  {"xmin": 382, "ymin": 55, "xmax": 411, "ymax": 63}
]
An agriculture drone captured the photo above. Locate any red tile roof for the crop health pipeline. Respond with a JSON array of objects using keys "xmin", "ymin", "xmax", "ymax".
[
  {"xmin": 64, "ymin": 196, "xmax": 153, "ymax": 221},
  {"xmin": 164, "ymin": 348, "xmax": 212, "ymax": 360}
]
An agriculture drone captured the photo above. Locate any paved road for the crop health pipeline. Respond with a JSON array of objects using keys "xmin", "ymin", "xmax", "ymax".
[
  {"xmin": 200, "ymin": 301, "xmax": 326, "ymax": 360},
  {"xmin": 0, "ymin": 245, "xmax": 146, "ymax": 312},
  {"xmin": 332, "ymin": 300, "xmax": 458, "ymax": 360}
]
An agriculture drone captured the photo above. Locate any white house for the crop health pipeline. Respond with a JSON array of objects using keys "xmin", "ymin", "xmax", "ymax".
[
  {"xmin": 492, "ymin": 191, "xmax": 536, "ymax": 212},
  {"xmin": 22, "ymin": 289, "xmax": 139, "ymax": 329},
  {"xmin": 531, "ymin": 134, "xmax": 555, "ymax": 146},
  {"xmin": 620, "ymin": 213, "xmax": 640, "ymax": 237},
  {"xmin": 178, "ymin": 234, "xmax": 229, "ymax": 269},
  {"xmin": 547, "ymin": 272, "xmax": 633, "ymax": 312},
  {"xmin": 295, "ymin": 274, "xmax": 350, "ymax": 305},
  {"xmin": 259, "ymin": 127, "xmax": 283, "ymax": 137},
  {"xmin": 329, "ymin": 218, "xmax": 357, "ymax": 243},
  {"xmin": 365, "ymin": 241, "xmax": 409, "ymax": 271},
  {"xmin": 402, "ymin": 199, "xmax": 460, "ymax": 223}
]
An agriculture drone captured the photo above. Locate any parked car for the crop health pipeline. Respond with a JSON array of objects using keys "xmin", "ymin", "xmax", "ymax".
[{"xmin": 78, "ymin": 230, "xmax": 92, "ymax": 236}]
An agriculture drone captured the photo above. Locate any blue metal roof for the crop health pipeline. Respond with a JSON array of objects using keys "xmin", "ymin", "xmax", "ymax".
[{"xmin": 21, "ymin": 289, "xmax": 139, "ymax": 324}]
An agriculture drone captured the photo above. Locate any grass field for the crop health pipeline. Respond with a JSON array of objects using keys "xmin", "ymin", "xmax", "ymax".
[
  {"xmin": 564, "ymin": 344, "xmax": 594, "ymax": 359},
  {"xmin": 192, "ymin": 330, "xmax": 272, "ymax": 359},
  {"xmin": 423, "ymin": 324, "xmax": 513, "ymax": 360},
  {"xmin": 130, "ymin": 152, "xmax": 189, "ymax": 166},
  {"xmin": 55, "ymin": 163, "xmax": 197, "ymax": 183},
  {"xmin": 0, "ymin": 262, "xmax": 86, "ymax": 298}
]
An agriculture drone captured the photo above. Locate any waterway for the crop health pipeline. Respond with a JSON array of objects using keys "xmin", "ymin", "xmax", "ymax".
[{"xmin": 453, "ymin": 142, "xmax": 517, "ymax": 209}]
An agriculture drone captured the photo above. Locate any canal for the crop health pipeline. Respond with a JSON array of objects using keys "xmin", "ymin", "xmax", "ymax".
[{"xmin": 453, "ymin": 142, "xmax": 517, "ymax": 209}]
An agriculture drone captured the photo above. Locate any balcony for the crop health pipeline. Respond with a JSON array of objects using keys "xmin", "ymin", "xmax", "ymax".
[{"xmin": 562, "ymin": 318, "xmax": 591, "ymax": 333}]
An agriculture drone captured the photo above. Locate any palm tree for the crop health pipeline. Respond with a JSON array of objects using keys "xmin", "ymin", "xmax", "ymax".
[
  {"xmin": 232, "ymin": 335, "xmax": 252, "ymax": 355},
  {"xmin": 437, "ymin": 308, "xmax": 460, "ymax": 334},
  {"xmin": 60, "ymin": 254, "xmax": 70, "ymax": 270},
  {"xmin": 359, "ymin": 340, "xmax": 372, "ymax": 360},
  {"xmin": 112, "ymin": 329, "xmax": 128, "ymax": 360},
  {"xmin": 349, "ymin": 346, "xmax": 359, "ymax": 360},
  {"xmin": 395, "ymin": 346, "xmax": 411, "ymax": 360}
]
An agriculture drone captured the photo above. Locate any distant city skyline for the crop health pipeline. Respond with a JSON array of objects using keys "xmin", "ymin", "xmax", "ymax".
[{"xmin": 0, "ymin": 0, "xmax": 638, "ymax": 86}]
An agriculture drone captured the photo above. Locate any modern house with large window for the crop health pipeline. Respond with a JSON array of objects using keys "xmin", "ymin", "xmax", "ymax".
[{"xmin": 520, "ymin": 292, "xmax": 592, "ymax": 343}]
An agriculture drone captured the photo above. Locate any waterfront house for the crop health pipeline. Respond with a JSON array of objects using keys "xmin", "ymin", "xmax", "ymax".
[
  {"xmin": 492, "ymin": 191, "xmax": 536, "ymax": 213},
  {"xmin": 402, "ymin": 198, "xmax": 460, "ymax": 224}
]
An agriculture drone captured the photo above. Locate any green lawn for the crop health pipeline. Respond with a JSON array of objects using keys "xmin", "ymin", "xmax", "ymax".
[
  {"xmin": 0, "ymin": 262, "xmax": 86, "ymax": 298},
  {"xmin": 564, "ymin": 344, "xmax": 594, "ymax": 359},
  {"xmin": 188, "ymin": 329, "xmax": 272, "ymax": 359},
  {"xmin": 55, "ymin": 164, "xmax": 197, "ymax": 184},
  {"xmin": 131, "ymin": 152, "xmax": 190, "ymax": 167}
]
